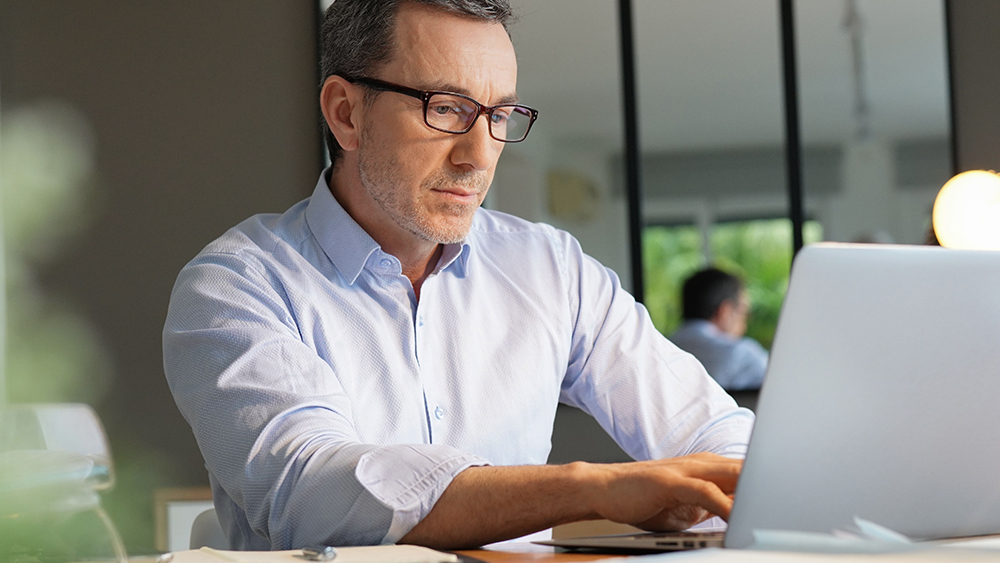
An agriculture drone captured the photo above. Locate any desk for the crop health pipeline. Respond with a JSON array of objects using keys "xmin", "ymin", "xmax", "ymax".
[
  {"xmin": 459, "ymin": 540, "xmax": 1000, "ymax": 563},
  {"xmin": 144, "ymin": 537, "xmax": 1000, "ymax": 563},
  {"xmin": 458, "ymin": 543, "xmax": 623, "ymax": 563}
]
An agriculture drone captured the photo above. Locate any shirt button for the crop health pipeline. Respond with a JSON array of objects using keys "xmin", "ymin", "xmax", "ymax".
[
  {"xmin": 434, "ymin": 406, "xmax": 445, "ymax": 420},
  {"xmin": 379, "ymin": 258, "xmax": 392, "ymax": 268},
  {"xmin": 418, "ymin": 315, "xmax": 425, "ymax": 327}
]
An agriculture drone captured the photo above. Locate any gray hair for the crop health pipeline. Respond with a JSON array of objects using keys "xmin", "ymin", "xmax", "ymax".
[{"xmin": 320, "ymin": 0, "xmax": 514, "ymax": 168}]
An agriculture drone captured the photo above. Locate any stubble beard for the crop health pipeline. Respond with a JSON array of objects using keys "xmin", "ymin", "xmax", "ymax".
[{"xmin": 357, "ymin": 127, "xmax": 489, "ymax": 245}]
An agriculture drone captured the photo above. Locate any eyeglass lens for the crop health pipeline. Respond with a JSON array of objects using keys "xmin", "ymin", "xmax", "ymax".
[{"xmin": 426, "ymin": 93, "xmax": 533, "ymax": 142}]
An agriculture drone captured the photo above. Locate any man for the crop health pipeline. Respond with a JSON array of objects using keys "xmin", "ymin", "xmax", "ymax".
[
  {"xmin": 670, "ymin": 268, "xmax": 769, "ymax": 391},
  {"xmin": 163, "ymin": 0, "xmax": 753, "ymax": 551}
]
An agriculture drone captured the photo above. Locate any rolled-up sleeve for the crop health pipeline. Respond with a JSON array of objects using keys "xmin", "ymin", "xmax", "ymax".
[
  {"xmin": 557, "ymin": 234, "xmax": 755, "ymax": 461},
  {"xmin": 163, "ymin": 253, "xmax": 487, "ymax": 549}
]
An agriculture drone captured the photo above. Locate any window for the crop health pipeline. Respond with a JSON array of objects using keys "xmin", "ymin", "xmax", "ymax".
[{"xmin": 644, "ymin": 219, "xmax": 822, "ymax": 349}]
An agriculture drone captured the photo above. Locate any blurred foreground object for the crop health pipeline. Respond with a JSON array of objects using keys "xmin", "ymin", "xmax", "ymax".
[
  {"xmin": 932, "ymin": 170, "xmax": 1000, "ymax": 250},
  {"xmin": 0, "ymin": 403, "xmax": 127, "ymax": 562},
  {"xmin": 0, "ymin": 102, "xmax": 112, "ymax": 406}
]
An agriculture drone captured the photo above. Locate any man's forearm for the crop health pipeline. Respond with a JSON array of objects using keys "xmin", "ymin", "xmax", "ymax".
[
  {"xmin": 399, "ymin": 462, "xmax": 596, "ymax": 548},
  {"xmin": 399, "ymin": 453, "xmax": 741, "ymax": 549}
]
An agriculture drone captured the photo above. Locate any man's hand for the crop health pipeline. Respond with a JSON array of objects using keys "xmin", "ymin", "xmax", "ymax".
[
  {"xmin": 583, "ymin": 452, "xmax": 741, "ymax": 531},
  {"xmin": 400, "ymin": 453, "xmax": 742, "ymax": 549}
]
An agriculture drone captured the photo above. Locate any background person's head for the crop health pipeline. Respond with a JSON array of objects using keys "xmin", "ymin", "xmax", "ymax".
[
  {"xmin": 681, "ymin": 267, "xmax": 750, "ymax": 337},
  {"xmin": 319, "ymin": 0, "xmax": 514, "ymax": 169}
]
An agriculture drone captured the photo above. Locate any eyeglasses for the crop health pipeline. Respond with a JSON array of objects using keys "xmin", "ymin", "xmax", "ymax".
[{"xmin": 342, "ymin": 75, "xmax": 538, "ymax": 143}]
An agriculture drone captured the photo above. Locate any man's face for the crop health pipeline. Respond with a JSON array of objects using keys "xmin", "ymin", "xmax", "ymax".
[{"xmin": 354, "ymin": 4, "xmax": 518, "ymax": 245}]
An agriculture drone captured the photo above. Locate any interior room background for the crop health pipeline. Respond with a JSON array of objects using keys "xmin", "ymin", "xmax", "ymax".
[{"xmin": 1, "ymin": 0, "xmax": 998, "ymax": 552}]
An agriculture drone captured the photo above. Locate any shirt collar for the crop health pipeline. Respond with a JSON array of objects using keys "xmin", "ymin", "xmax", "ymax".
[
  {"xmin": 437, "ymin": 240, "xmax": 471, "ymax": 278},
  {"xmin": 306, "ymin": 171, "xmax": 380, "ymax": 285},
  {"xmin": 305, "ymin": 169, "xmax": 472, "ymax": 284},
  {"xmin": 687, "ymin": 318, "xmax": 728, "ymax": 338}
]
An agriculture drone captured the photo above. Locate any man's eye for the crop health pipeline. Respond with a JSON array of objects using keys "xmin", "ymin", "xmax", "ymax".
[
  {"xmin": 490, "ymin": 110, "xmax": 511, "ymax": 124},
  {"xmin": 429, "ymin": 103, "xmax": 456, "ymax": 116}
]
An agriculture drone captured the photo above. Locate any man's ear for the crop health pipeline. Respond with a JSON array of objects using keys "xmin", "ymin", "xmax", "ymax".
[
  {"xmin": 320, "ymin": 75, "xmax": 363, "ymax": 153},
  {"xmin": 712, "ymin": 300, "xmax": 737, "ymax": 332}
]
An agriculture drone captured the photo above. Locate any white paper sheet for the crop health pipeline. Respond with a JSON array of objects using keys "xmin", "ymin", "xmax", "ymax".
[{"xmin": 168, "ymin": 545, "xmax": 458, "ymax": 563}]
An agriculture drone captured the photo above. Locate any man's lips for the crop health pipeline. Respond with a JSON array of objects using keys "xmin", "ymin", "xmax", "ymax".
[{"xmin": 433, "ymin": 187, "xmax": 480, "ymax": 199}]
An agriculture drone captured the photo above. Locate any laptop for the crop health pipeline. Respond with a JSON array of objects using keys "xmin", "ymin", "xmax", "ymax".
[{"xmin": 538, "ymin": 243, "xmax": 1000, "ymax": 552}]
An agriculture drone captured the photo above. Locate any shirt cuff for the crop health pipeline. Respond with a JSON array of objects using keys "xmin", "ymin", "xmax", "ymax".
[{"xmin": 354, "ymin": 444, "xmax": 490, "ymax": 544}]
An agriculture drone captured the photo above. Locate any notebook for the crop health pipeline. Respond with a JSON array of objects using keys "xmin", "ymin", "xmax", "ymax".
[{"xmin": 538, "ymin": 243, "xmax": 1000, "ymax": 552}]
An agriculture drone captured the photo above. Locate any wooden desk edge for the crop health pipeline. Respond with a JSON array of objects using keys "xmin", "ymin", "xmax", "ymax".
[{"xmin": 457, "ymin": 543, "xmax": 626, "ymax": 563}]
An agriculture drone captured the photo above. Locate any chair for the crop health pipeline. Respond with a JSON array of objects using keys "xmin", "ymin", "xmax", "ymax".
[
  {"xmin": 0, "ymin": 403, "xmax": 128, "ymax": 562},
  {"xmin": 190, "ymin": 507, "xmax": 228, "ymax": 549}
]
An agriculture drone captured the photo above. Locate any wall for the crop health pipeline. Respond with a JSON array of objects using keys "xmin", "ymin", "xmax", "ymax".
[
  {"xmin": 0, "ymin": 0, "xmax": 321, "ymax": 549},
  {"xmin": 949, "ymin": 0, "xmax": 1000, "ymax": 172}
]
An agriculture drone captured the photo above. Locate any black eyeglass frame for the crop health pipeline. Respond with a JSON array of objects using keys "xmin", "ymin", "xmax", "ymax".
[{"xmin": 341, "ymin": 75, "xmax": 539, "ymax": 143}]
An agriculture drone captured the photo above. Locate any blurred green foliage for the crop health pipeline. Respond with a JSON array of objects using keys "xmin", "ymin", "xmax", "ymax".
[
  {"xmin": 643, "ymin": 219, "xmax": 823, "ymax": 349},
  {"xmin": 1, "ymin": 102, "xmax": 111, "ymax": 404},
  {"xmin": 0, "ymin": 510, "xmax": 118, "ymax": 562},
  {"xmin": 1, "ymin": 102, "xmax": 151, "ymax": 558}
]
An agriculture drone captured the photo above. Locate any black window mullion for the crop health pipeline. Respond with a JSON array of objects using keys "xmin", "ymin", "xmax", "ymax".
[
  {"xmin": 780, "ymin": 0, "xmax": 806, "ymax": 256},
  {"xmin": 618, "ymin": 0, "xmax": 645, "ymax": 303}
]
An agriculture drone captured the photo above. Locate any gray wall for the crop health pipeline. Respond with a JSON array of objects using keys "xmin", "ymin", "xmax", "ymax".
[
  {"xmin": 0, "ymin": 0, "xmax": 321, "ymax": 549},
  {"xmin": 949, "ymin": 0, "xmax": 1000, "ymax": 172}
]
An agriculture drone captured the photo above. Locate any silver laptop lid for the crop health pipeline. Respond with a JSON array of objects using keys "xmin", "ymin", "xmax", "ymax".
[{"xmin": 725, "ymin": 243, "xmax": 1000, "ymax": 548}]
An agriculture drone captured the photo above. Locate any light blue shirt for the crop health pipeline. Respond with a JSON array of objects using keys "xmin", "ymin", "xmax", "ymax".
[
  {"xmin": 163, "ymin": 172, "xmax": 754, "ymax": 550},
  {"xmin": 670, "ymin": 320, "xmax": 770, "ymax": 391}
]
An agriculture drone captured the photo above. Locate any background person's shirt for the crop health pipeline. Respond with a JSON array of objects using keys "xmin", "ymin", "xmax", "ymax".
[
  {"xmin": 163, "ymin": 172, "xmax": 755, "ymax": 550},
  {"xmin": 669, "ymin": 320, "xmax": 769, "ymax": 391}
]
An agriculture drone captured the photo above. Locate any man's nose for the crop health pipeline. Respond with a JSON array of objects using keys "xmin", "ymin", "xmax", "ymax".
[{"xmin": 450, "ymin": 114, "xmax": 503, "ymax": 172}]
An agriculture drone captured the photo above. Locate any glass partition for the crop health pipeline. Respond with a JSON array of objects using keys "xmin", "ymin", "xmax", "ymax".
[
  {"xmin": 796, "ymin": 0, "xmax": 951, "ymax": 245},
  {"xmin": 635, "ymin": 1, "xmax": 950, "ymax": 395},
  {"xmin": 634, "ymin": 0, "xmax": 790, "ymax": 386},
  {"xmin": 493, "ymin": 0, "xmax": 632, "ymax": 290},
  {"xmin": 497, "ymin": 0, "xmax": 634, "ymax": 463}
]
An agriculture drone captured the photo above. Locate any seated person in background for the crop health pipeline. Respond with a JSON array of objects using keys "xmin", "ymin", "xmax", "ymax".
[
  {"xmin": 670, "ymin": 268, "xmax": 769, "ymax": 391},
  {"xmin": 163, "ymin": 0, "xmax": 753, "ymax": 551}
]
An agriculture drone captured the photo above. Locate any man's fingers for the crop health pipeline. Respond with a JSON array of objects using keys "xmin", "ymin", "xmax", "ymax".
[
  {"xmin": 674, "ymin": 477, "xmax": 735, "ymax": 521},
  {"xmin": 638, "ymin": 505, "xmax": 710, "ymax": 531},
  {"xmin": 593, "ymin": 454, "xmax": 744, "ymax": 529},
  {"xmin": 656, "ymin": 454, "xmax": 743, "ymax": 494}
]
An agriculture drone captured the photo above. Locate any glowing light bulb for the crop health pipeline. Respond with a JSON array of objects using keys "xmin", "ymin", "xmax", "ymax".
[{"xmin": 932, "ymin": 170, "xmax": 1000, "ymax": 250}]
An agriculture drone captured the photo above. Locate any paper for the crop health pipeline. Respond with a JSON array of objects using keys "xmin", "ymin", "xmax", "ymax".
[
  {"xmin": 749, "ymin": 517, "xmax": 923, "ymax": 554},
  {"xmin": 750, "ymin": 530, "xmax": 923, "ymax": 555},
  {"xmin": 941, "ymin": 536, "xmax": 1000, "ymax": 550},
  {"xmin": 699, "ymin": 516, "xmax": 1000, "ymax": 561},
  {"xmin": 167, "ymin": 545, "xmax": 458, "ymax": 563}
]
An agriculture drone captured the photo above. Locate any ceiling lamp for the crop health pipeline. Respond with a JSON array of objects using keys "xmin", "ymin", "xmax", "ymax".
[{"xmin": 932, "ymin": 170, "xmax": 1000, "ymax": 250}]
